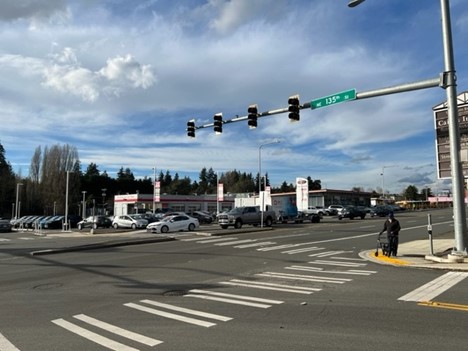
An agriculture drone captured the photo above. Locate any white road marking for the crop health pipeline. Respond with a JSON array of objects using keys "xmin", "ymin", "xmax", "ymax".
[
  {"xmin": 286, "ymin": 265, "xmax": 377, "ymax": 275},
  {"xmin": 308, "ymin": 260, "xmax": 367, "ymax": 267},
  {"xmin": 257, "ymin": 272, "xmax": 352, "ymax": 284},
  {"xmin": 220, "ymin": 280, "xmax": 319, "ymax": 294},
  {"xmin": 214, "ymin": 239, "xmax": 256, "ymax": 246},
  {"xmin": 308, "ymin": 251, "xmax": 349, "ymax": 257},
  {"xmin": 73, "ymin": 314, "xmax": 162, "ymax": 346},
  {"xmin": 235, "ymin": 241, "xmax": 277, "ymax": 248},
  {"xmin": 188, "ymin": 289, "xmax": 284, "ymax": 304},
  {"xmin": 52, "ymin": 318, "xmax": 139, "ymax": 351},
  {"xmin": 0, "ymin": 332, "xmax": 21, "ymax": 351},
  {"xmin": 398, "ymin": 272, "xmax": 468, "ymax": 302},
  {"xmin": 282, "ymin": 246, "xmax": 323, "ymax": 254}
]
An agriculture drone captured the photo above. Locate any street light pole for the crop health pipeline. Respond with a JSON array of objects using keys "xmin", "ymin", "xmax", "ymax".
[
  {"xmin": 64, "ymin": 171, "xmax": 71, "ymax": 231},
  {"xmin": 82, "ymin": 191, "xmax": 87, "ymax": 218},
  {"xmin": 349, "ymin": 0, "xmax": 466, "ymax": 253},
  {"xmin": 15, "ymin": 183, "xmax": 23, "ymax": 220},
  {"xmin": 153, "ymin": 166, "xmax": 157, "ymax": 215},
  {"xmin": 258, "ymin": 139, "xmax": 280, "ymax": 227}
]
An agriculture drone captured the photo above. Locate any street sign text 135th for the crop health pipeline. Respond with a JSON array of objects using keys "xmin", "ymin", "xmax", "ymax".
[{"xmin": 311, "ymin": 89, "xmax": 356, "ymax": 109}]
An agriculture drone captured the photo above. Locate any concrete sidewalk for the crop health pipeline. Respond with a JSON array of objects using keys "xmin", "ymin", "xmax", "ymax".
[{"xmin": 360, "ymin": 239, "xmax": 468, "ymax": 271}]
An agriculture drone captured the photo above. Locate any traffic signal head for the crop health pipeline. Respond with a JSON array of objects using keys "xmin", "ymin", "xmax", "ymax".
[
  {"xmin": 247, "ymin": 104, "xmax": 258, "ymax": 129},
  {"xmin": 213, "ymin": 113, "xmax": 223, "ymax": 134},
  {"xmin": 288, "ymin": 94, "xmax": 300, "ymax": 122},
  {"xmin": 187, "ymin": 119, "xmax": 196, "ymax": 138}
]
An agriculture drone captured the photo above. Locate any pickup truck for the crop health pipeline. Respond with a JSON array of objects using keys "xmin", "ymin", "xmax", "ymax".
[{"xmin": 218, "ymin": 206, "xmax": 276, "ymax": 229}]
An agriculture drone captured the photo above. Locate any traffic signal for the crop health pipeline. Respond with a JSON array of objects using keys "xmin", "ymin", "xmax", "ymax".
[
  {"xmin": 213, "ymin": 113, "xmax": 223, "ymax": 134},
  {"xmin": 187, "ymin": 119, "xmax": 196, "ymax": 138},
  {"xmin": 288, "ymin": 94, "xmax": 300, "ymax": 122},
  {"xmin": 247, "ymin": 104, "xmax": 258, "ymax": 129}
]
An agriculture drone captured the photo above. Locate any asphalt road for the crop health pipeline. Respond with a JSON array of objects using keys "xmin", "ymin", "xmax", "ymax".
[{"xmin": 1, "ymin": 208, "xmax": 467, "ymax": 350}]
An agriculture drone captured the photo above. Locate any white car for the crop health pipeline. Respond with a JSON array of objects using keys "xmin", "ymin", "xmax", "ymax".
[
  {"xmin": 146, "ymin": 215, "xmax": 199, "ymax": 233},
  {"xmin": 112, "ymin": 215, "xmax": 148, "ymax": 229}
]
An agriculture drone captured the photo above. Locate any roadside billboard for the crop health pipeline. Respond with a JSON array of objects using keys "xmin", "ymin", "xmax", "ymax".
[
  {"xmin": 433, "ymin": 92, "xmax": 468, "ymax": 179},
  {"xmin": 296, "ymin": 177, "xmax": 309, "ymax": 211}
]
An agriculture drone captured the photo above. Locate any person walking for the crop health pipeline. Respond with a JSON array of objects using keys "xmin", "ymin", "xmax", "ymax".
[{"xmin": 379, "ymin": 212, "xmax": 401, "ymax": 257}]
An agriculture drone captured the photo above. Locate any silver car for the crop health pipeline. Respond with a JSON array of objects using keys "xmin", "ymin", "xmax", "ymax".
[{"xmin": 112, "ymin": 215, "xmax": 148, "ymax": 229}]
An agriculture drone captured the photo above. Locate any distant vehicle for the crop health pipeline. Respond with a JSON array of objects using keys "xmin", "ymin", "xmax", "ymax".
[
  {"xmin": 370, "ymin": 206, "xmax": 393, "ymax": 217},
  {"xmin": 327, "ymin": 205, "xmax": 345, "ymax": 216},
  {"xmin": 338, "ymin": 206, "xmax": 367, "ymax": 220},
  {"xmin": 112, "ymin": 215, "xmax": 148, "ymax": 229},
  {"xmin": 0, "ymin": 219, "xmax": 12, "ymax": 232},
  {"xmin": 190, "ymin": 211, "xmax": 213, "ymax": 224},
  {"xmin": 218, "ymin": 206, "xmax": 276, "ymax": 229},
  {"xmin": 77, "ymin": 216, "xmax": 112, "ymax": 230},
  {"xmin": 146, "ymin": 215, "xmax": 199, "ymax": 233},
  {"xmin": 302, "ymin": 206, "xmax": 324, "ymax": 217}
]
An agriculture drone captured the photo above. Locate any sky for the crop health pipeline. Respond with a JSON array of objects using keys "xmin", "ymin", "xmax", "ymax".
[{"xmin": 1, "ymin": 0, "xmax": 467, "ymax": 196}]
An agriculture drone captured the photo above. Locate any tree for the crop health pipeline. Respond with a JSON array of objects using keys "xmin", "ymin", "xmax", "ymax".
[
  {"xmin": 403, "ymin": 185, "xmax": 419, "ymax": 200},
  {"xmin": 0, "ymin": 142, "xmax": 16, "ymax": 217}
]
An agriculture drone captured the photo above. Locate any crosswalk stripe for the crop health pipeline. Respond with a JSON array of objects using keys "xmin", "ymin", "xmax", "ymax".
[
  {"xmin": 331, "ymin": 257, "xmax": 366, "ymax": 261},
  {"xmin": 197, "ymin": 237, "xmax": 239, "ymax": 243},
  {"xmin": 285, "ymin": 265, "xmax": 376, "ymax": 275},
  {"xmin": 282, "ymin": 247, "xmax": 323, "ymax": 254},
  {"xmin": 308, "ymin": 251, "xmax": 347, "ymax": 257},
  {"xmin": 73, "ymin": 314, "xmax": 163, "ymax": 346},
  {"xmin": 257, "ymin": 272, "xmax": 352, "ymax": 284},
  {"xmin": 220, "ymin": 279, "xmax": 320, "ymax": 294},
  {"xmin": 398, "ymin": 272, "xmax": 468, "ymax": 302},
  {"xmin": 188, "ymin": 289, "xmax": 283, "ymax": 304},
  {"xmin": 0, "ymin": 238, "xmax": 10, "ymax": 242},
  {"xmin": 308, "ymin": 260, "xmax": 367, "ymax": 267},
  {"xmin": 0, "ymin": 332, "xmax": 20, "ymax": 351},
  {"xmin": 124, "ymin": 302, "xmax": 216, "ymax": 327},
  {"xmin": 235, "ymin": 241, "xmax": 277, "ymax": 248},
  {"xmin": 257, "ymin": 244, "xmax": 303, "ymax": 251},
  {"xmin": 52, "ymin": 318, "xmax": 140, "ymax": 351},
  {"xmin": 214, "ymin": 239, "xmax": 256, "ymax": 246},
  {"xmin": 184, "ymin": 294, "xmax": 272, "ymax": 308}
]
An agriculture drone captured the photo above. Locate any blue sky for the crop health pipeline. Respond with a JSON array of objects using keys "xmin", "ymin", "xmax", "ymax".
[{"xmin": 1, "ymin": 0, "xmax": 467, "ymax": 195}]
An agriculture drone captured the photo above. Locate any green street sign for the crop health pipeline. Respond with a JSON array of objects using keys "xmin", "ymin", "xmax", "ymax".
[{"xmin": 311, "ymin": 89, "xmax": 356, "ymax": 109}]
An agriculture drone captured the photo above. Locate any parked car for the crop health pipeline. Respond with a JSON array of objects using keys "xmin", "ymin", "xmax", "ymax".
[
  {"xmin": 112, "ymin": 215, "xmax": 148, "ymax": 229},
  {"xmin": 77, "ymin": 216, "xmax": 112, "ymax": 230},
  {"xmin": 338, "ymin": 206, "xmax": 367, "ymax": 220},
  {"xmin": 190, "ymin": 211, "xmax": 213, "ymax": 224},
  {"xmin": 0, "ymin": 219, "xmax": 12, "ymax": 232},
  {"xmin": 146, "ymin": 215, "xmax": 199, "ymax": 233}
]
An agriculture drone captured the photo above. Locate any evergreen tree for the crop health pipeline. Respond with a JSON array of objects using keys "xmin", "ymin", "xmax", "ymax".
[{"xmin": 0, "ymin": 142, "xmax": 16, "ymax": 218}]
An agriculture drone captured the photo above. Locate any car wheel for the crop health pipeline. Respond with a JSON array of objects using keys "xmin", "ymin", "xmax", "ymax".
[
  {"xmin": 161, "ymin": 225, "xmax": 169, "ymax": 233},
  {"xmin": 113, "ymin": 223, "xmax": 119, "ymax": 229},
  {"xmin": 131, "ymin": 223, "xmax": 136, "ymax": 230},
  {"xmin": 265, "ymin": 217, "xmax": 273, "ymax": 227},
  {"xmin": 188, "ymin": 223, "xmax": 195, "ymax": 231},
  {"xmin": 220, "ymin": 225, "xmax": 228, "ymax": 229},
  {"xmin": 234, "ymin": 220, "xmax": 243, "ymax": 229}
]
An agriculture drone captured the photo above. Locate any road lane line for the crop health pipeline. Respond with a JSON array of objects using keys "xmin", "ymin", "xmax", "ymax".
[
  {"xmin": 0, "ymin": 332, "xmax": 20, "ymax": 351},
  {"xmin": 235, "ymin": 241, "xmax": 277, "ymax": 248},
  {"xmin": 398, "ymin": 272, "xmax": 468, "ymax": 302},
  {"xmin": 52, "ymin": 318, "xmax": 139, "ymax": 351},
  {"xmin": 257, "ymin": 272, "xmax": 351, "ymax": 283},
  {"xmin": 219, "ymin": 280, "xmax": 319, "ymax": 294},
  {"xmin": 214, "ymin": 239, "xmax": 256, "ymax": 246},
  {"xmin": 124, "ymin": 302, "xmax": 216, "ymax": 327},
  {"xmin": 73, "ymin": 314, "xmax": 162, "ymax": 346},
  {"xmin": 308, "ymin": 260, "xmax": 367, "ymax": 267},
  {"xmin": 282, "ymin": 246, "xmax": 323, "ymax": 254},
  {"xmin": 188, "ymin": 289, "xmax": 283, "ymax": 304},
  {"xmin": 286, "ymin": 265, "xmax": 377, "ymax": 275},
  {"xmin": 184, "ymin": 294, "xmax": 272, "ymax": 308}
]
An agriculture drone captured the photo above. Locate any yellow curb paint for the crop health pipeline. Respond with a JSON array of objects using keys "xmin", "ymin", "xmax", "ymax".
[
  {"xmin": 418, "ymin": 301, "xmax": 468, "ymax": 312},
  {"xmin": 373, "ymin": 250, "xmax": 409, "ymax": 265}
]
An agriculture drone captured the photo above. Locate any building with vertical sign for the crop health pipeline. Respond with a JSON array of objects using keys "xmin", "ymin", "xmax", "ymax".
[{"xmin": 433, "ymin": 91, "xmax": 468, "ymax": 179}]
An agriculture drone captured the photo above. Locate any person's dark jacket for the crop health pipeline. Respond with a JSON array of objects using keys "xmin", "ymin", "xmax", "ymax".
[{"xmin": 380, "ymin": 218, "xmax": 401, "ymax": 237}]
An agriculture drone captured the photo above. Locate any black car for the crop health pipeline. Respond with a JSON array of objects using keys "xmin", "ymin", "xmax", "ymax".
[
  {"xmin": 338, "ymin": 206, "xmax": 366, "ymax": 220},
  {"xmin": 190, "ymin": 211, "xmax": 213, "ymax": 224},
  {"xmin": 77, "ymin": 215, "xmax": 112, "ymax": 230},
  {"xmin": 0, "ymin": 219, "xmax": 12, "ymax": 232},
  {"xmin": 370, "ymin": 205, "xmax": 393, "ymax": 217}
]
